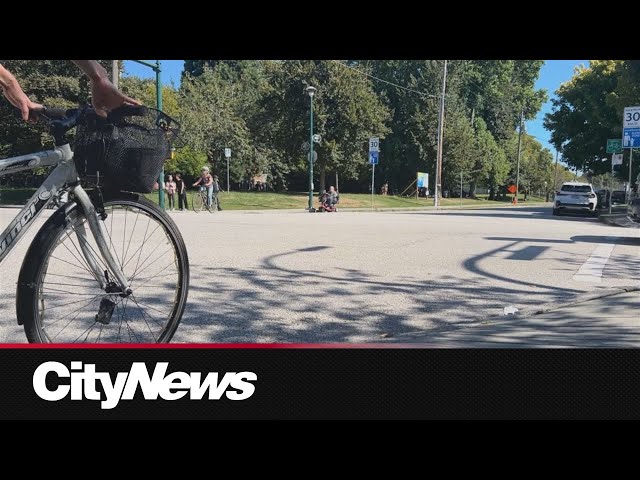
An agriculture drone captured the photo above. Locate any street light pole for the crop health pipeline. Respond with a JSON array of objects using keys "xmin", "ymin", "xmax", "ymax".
[
  {"xmin": 306, "ymin": 86, "xmax": 316, "ymax": 212},
  {"xmin": 514, "ymin": 107, "xmax": 524, "ymax": 204},
  {"xmin": 553, "ymin": 148, "xmax": 559, "ymax": 194},
  {"xmin": 155, "ymin": 60, "xmax": 165, "ymax": 210},
  {"xmin": 112, "ymin": 60, "xmax": 119, "ymax": 88},
  {"xmin": 434, "ymin": 60, "xmax": 447, "ymax": 208},
  {"xmin": 131, "ymin": 60, "xmax": 164, "ymax": 210}
]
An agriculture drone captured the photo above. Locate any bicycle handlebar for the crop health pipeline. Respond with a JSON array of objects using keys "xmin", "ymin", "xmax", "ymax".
[{"xmin": 25, "ymin": 104, "xmax": 149, "ymax": 146}]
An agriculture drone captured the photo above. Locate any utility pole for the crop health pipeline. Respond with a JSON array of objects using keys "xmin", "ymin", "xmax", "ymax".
[
  {"xmin": 434, "ymin": 60, "xmax": 447, "ymax": 208},
  {"xmin": 553, "ymin": 149, "xmax": 559, "ymax": 193},
  {"xmin": 112, "ymin": 60, "xmax": 118, "ymax": 89},
  {"xmin": 514, "ymin": 107, "xmax": 524, "ymax": 204},
  {"xmin": 629, "ymin": 148, "xmax": 634, "ymax": 204}
]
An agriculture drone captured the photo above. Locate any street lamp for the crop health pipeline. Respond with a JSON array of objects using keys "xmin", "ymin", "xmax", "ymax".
[
  {"xmin": 306, "ymin": 85, "xmax": 316, "ymax": 212},
  {"xmin": 131, "ymin": 60, "xmax": 164, "ymax": 209}
]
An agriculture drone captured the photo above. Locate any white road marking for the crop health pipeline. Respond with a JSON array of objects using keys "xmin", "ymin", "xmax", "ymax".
[{"xmin": 573, "ymin": 240, "xmax": 616, "ymax": 283}]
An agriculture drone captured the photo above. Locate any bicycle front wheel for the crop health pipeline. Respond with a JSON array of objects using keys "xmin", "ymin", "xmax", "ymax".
[
  {"xmin": 16, "ymin": 193, "xmax": 189, "ymax": 343},
  {"xmin": 192, "ymin": 192, "xmax": 204, "ymax": 213}
]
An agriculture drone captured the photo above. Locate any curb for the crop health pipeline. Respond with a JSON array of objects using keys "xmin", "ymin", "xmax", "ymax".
[
  {"xmin": 598, "ymin": 212, "xmax": 637, "ymax": 228},
  {"xmin": 519, "ymin": 285, "xmax": 640, "ymax": 317},
  {"xmin": 1, "ymin": 203, "xmax": 551, "ymax": 214},
  {"xmin": 378, "ymin": 286, "xmax": 640, "ymax": 343}
]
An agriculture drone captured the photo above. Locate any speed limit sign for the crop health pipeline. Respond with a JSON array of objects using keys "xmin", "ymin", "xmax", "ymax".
[
  {"xmin": 623, "ymin": 106, "xmax": 640, "ymax": 147},
  {"xmin": 624, "ymin": 107, "xmax": 640, "ymax": 128},
  {"xmin": 369, "ymin": 137, "xmax": 379, "ymax": 152}
]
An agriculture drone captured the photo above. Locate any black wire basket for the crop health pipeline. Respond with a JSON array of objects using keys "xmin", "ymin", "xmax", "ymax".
[{"xmin": 73, "ymin": 106, "xmax": 181, "ymax": 193}]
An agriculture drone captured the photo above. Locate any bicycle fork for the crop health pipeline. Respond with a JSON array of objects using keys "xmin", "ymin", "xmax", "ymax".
[{"xmin": 70, "ymin": 185, "xmax": 132, "ymax": 298}]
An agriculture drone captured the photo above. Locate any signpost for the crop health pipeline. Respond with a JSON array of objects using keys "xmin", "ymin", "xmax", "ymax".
[
  {"xmin": 416, "ymin": 172, "xmax": 429, "ymax": 200},
  {"xmin": 224, "ymin": 148, "xmax": 231, "ymax": 192},
  {"xmin": 607, "ymin": 139, "xmax": 624, "ymax": 214},
  {"xmin": 369, "ymin": 137, "xmax": 379, "ymax": 209},
  {"xmin": 623, "ymin": 106, "xmax": 640, "ymax": 203}
]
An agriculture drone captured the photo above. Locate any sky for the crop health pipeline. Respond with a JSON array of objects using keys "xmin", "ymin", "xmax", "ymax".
[{"xmin": 123, "ymin": 60, "xmax": 589, "ymax": 157}]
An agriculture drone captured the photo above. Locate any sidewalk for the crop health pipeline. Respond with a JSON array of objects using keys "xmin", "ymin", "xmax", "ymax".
[
  {"xmin": 382, "ymin": 287, "xmax": 640, "ymax": 347},
  {"xmin": 598, "ymin": 205, "xmax": 640, "ymax": 228}
]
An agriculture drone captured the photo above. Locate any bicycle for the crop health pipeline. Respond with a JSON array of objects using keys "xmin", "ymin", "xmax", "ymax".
[
  {"xmin": 0, "ymin": 104, "xmax": 189, "ymax": 343},
  {"xmin": 192, "ymin": 186, "xmax": 216, "ymax": 213}
]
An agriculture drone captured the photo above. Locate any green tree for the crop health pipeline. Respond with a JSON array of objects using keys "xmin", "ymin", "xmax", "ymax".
[
  {"xmin": 259, "ymin": 60, "xmax": 391, "ymax": 192},
  {"xmin": 544, "ymin": 61, "xmax": 619, "ymax": 175},
  {"xmin": 178, "ymin": 66, "xmax": 265, "ymax": 187}
]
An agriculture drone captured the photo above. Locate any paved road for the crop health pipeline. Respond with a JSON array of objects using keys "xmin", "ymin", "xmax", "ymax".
[{"xmin": 0, "ymin": 204, "xmax": 638, "ymax": 343}]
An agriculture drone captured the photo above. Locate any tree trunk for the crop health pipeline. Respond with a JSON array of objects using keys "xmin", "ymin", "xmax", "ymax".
[
  {"xmin": 488, "ymin": 183, "xmax": 495, "ymax": 200},
  {"xmin": 319, "ymin": 162, "xmax": 326, "ymax": 193},
  {"xmin": 469, "ymin": 180, "xmax": 477, "ymax": 198}
]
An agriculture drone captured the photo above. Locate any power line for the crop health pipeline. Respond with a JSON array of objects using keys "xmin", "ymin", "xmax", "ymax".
[{"xmin": 332, "ymin": 60, "xmax": 438, "ymax": 98}]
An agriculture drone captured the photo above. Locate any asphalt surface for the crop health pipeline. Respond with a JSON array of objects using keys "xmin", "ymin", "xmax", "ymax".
[{"xmin": 0, "ymin": 204, "xmax": 638, "ymax": 343}]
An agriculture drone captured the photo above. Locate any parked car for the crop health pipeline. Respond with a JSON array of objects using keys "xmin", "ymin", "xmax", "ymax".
[
  {"xmin": 611, "ymin": 190, "xmax": 626, "ymax": 205},
  {"xmin": 553, "ymin": 182, "xmax": 598, "ymax": 216}
]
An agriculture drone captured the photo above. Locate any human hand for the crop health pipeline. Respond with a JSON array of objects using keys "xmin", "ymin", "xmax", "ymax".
[
  {"xmin": 90, "ymin": 76, "xmax": 141, "ymax": 118},
  {"xmin": 0, "ymin": 65, "xmax": 42, "ymax": 121}
]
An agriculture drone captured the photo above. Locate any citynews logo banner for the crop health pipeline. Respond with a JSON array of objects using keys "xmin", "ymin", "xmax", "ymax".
[
  {"xmin": 33, "ymin": 361, "xmax": 257, "ymax": 410},
  {"xmin": 2, "ymin": 348, "xmax": 640, "ymax": 419}
]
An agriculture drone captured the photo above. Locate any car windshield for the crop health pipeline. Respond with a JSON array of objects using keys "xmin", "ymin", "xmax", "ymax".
[{"xmin": 561, "ymin": 185, "xmax": 591, "ymax": 193}]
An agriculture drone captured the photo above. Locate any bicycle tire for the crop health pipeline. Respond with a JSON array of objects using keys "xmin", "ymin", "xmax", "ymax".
[
  {"xmin": 16, "ymin": 192, "xmax": 189, "ymax": 343},
  {"xmin": 192, "ymin": 192, "xmax": 204, "ymax": 213}
]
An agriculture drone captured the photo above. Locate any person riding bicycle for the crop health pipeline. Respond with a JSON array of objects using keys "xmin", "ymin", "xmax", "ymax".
[
  {"xmin": 193, "ymin": 166, "xmax": 214, "ymax": 207},
  {"xmin": 0, "ymin": 60, "xmax": 140, "ymax": 121}
]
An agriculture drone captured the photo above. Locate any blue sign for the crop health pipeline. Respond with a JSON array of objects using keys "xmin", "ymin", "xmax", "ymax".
[
  {"xmin": 369, "ymin": 151, "xmax": 379, "ymax": 165},
  {"xmin": 623, "ymin": 128, "xmax": 640, "ymax": 148}
]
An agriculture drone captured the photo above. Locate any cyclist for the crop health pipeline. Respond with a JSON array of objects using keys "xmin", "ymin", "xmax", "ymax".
[
  {"xmin": 0, "ymin": 60, "xmax": 140, "ymax": 121},
  {"xmin": 193, "ymin": 166, "xmax": 214, "ymax": 207}
]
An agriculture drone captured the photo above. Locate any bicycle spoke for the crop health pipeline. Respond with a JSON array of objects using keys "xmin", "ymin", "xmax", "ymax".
[
  {"xmin": 129, "ymin": 244, "xmax": 175, "ymax": 284},
  {"xmin": 123, "ymin": 208, "xmax": 142, "ymax": 269},
  {"xmin": 44, "ymin": 294, "xmax": 102, "ymax": 341},
  {"xmin": 29, "ymin": 198, "xmax": 187, "ymax": 344}
]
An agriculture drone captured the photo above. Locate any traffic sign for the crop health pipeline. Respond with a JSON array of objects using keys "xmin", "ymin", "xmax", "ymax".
[
  {"xmin": 308, "ymin": 151, "xmax": 318, "ymax": 163},
  {"xmin": 612, "ymin": 153, "xmax": 623, "ymax": 165},
  {"xmin": 623, "ymin": 107, "xmax": 640, "ymax": 148},
  {"xmin": 224, "ymin": 148, "xmax": 231, "ymax": 158},
  {"xmin": 369, "ymin": 137, "xmax": 379, "ymax": 152},
  {"xmin": 368, "ymin": 151, "xmax": 379, "ymax": 165},
  {"xmin": 624, "ymin": 106, "xmax": 640, "ymax": 128},
  {"xmin": 607, "ymin": 138, "xmax": 623, "ymax": 154}
]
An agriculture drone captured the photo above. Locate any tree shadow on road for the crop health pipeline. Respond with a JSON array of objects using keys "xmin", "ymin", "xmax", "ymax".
[
  {"xmin": 173, "ymin": 235, "xmax": 635, "ymax": 343},
  {"xmin": 390, "ymin": 290, "xmax": 640, "ymax": 348}
]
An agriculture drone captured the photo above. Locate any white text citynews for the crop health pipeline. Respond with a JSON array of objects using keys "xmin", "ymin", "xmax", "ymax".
[{"xmin": 33, "ymin": 361, "xmax": 257, "ymax": 410}]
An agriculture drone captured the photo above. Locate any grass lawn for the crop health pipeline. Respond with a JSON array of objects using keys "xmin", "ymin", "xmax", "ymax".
[
  {"xmin": 0, "ymin": 187, "xmax": 548, "ymax": 210},
  {"xmin": 0, "ymin": 187, "xmax": 37, "ymax": 205},
  {"xmin": 142, "ymin": 190, "xmax": 548, "ymax": 210}
]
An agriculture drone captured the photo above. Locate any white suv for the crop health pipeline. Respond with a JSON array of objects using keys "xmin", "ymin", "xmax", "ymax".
[{"xmin": 553, "ymin": 182, "xmax": 598, "ymax": 216}]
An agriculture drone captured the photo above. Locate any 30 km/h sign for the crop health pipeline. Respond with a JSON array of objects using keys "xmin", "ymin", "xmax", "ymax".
[
  {"xmin": 369, "ymin": 137, "xmax": 379, "ymax": 152},
  {"xmin": 623, "ymin": 106, "xmax": 640, "ymax": 147}
]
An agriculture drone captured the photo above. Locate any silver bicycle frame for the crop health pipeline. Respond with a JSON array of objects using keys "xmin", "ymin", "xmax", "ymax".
[{"xmin": 0, "ymin": 145, "xmax": 130, "ymax": 292}]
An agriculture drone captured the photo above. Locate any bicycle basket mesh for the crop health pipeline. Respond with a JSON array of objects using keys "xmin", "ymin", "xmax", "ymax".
[{"xmin": 73, "ymin": 106, "xmax": 180, "ymax": 193}]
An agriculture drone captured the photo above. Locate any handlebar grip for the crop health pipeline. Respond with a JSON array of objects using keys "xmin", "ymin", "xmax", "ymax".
[
  {"xmin": 40, "ymin": 107, "xmax": 69, "ymax": 119},
  {"xmin": 108, "ymin": 104, "xmax": 148, "ymax": 120}
]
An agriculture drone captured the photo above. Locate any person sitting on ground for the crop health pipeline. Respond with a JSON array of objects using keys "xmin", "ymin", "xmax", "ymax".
[{"xmin": 328, "ymin": 185, "xmax": 339, "ymax": 206}]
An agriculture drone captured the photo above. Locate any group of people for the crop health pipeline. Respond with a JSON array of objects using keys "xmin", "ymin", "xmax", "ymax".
[
  {"xmin": 163, "ymin": 173, "xmax": 189, "ymax": 211},
  {"xmin": 164, "ymin": 167, "xmax": 222, "ymax": 211}
]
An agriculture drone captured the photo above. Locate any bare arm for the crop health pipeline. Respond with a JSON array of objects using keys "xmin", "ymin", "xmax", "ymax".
[{"xmin": 72, "ymin": 60, "xmax": 141, "ymax": 117}]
